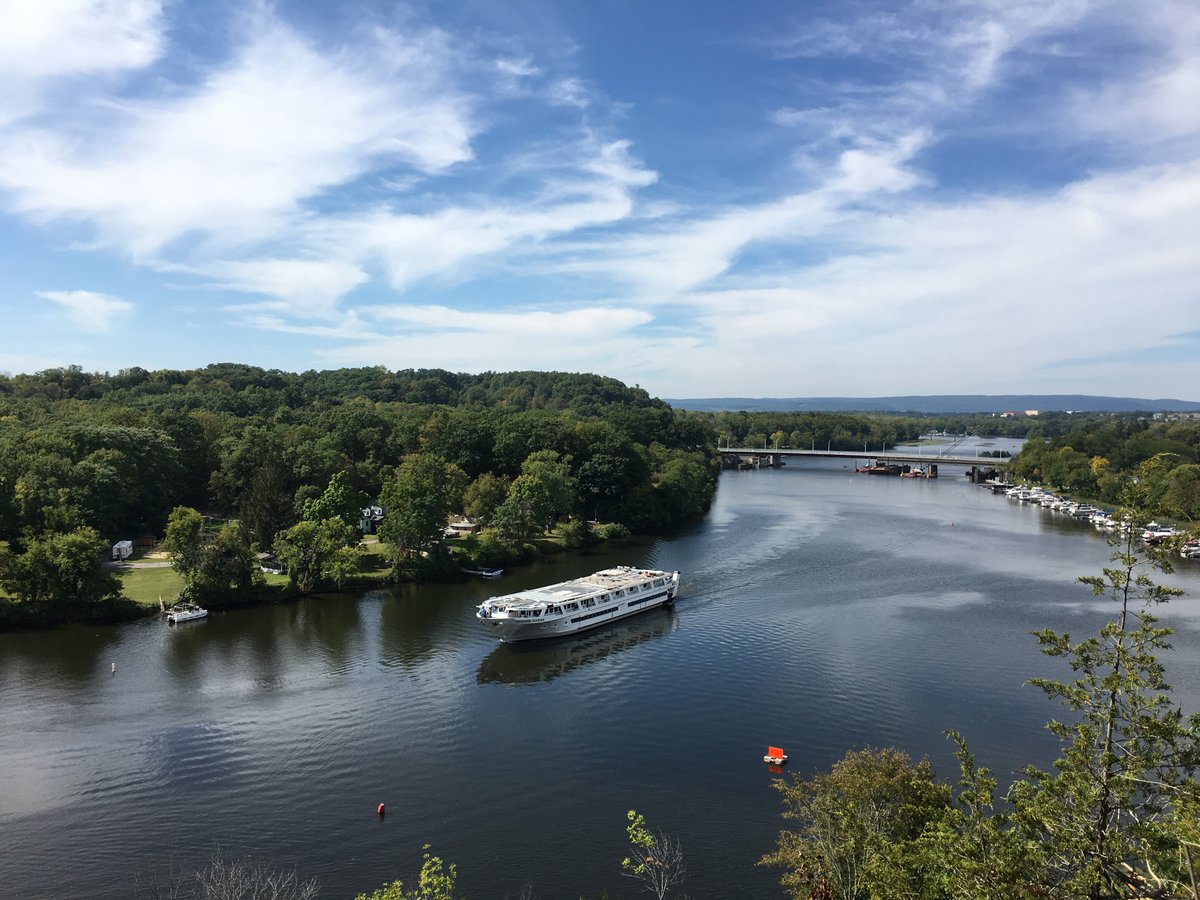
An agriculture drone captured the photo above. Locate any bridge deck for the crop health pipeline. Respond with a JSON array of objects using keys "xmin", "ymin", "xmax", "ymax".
[{"xmin": 719, "ymin": 448, "xmax": 1008, "ymax": 466}]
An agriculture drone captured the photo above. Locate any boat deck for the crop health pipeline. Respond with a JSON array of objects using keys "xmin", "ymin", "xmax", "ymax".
[{"xmin": 498, "ymin": 568, "xmax": 668, "ymax": 609}]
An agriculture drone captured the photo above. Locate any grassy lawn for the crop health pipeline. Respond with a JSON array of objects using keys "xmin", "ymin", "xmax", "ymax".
[
  {"xmin": 121, "ymin": 565, "xmax": 290, "ymax": 606},
  {"xmin": 120, "ymin": 566, "xmax": 185, "ymax": 607},
  {"xmin": 356, "ymin": 540, "xmax": 392, "ymax": 582}
]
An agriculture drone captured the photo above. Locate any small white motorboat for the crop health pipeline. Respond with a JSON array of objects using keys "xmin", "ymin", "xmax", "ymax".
[{"xmin": 165, "ymin": 602, "xmax": 208, "ymax": 624}]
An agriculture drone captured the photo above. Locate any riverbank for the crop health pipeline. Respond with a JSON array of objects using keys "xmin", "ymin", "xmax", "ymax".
[{"xmin": 0, "ymin": 521, "xmax": 634, "ymax": 632}]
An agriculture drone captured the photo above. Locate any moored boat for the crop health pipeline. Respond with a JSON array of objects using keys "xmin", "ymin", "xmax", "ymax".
[
  {"xmin": 1142, "ymin": 522, "xmax": 1179, "ymax": 544},
  {"xmin": 476, "ymin": 566, "xmax": 680, "ymax": 643},
  {"xmin": 165, "ymin": 601, "xmax": 208, "ymax": 624},
  {"xmin": 855, "ymin": 463, "xmax": 903, "ymax": 475},
  {"xmin": 462, "ymin": 566, "xmax": 504, "ymax": 579}
]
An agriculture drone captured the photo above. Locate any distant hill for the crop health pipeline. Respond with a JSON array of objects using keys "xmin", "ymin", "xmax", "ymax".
[{"xmin": 665, "ymin": 395, "xmax": 1200, "ymax": 414}]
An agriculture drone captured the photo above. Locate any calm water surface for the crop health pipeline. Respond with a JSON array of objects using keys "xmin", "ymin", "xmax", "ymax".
[{"xmin": 4, "ymin": 441, "xmax": 1200, "ymax": 899}]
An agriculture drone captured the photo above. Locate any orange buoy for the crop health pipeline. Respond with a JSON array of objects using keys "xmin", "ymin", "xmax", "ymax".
[{"xmin": 377, "ymin": 803, "xmax": 386, "ymax": 815}]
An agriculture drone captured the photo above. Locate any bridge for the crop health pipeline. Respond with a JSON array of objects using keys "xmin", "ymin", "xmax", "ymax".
[{"xmin": 718, "ymin": 446, "xmax": 1010, "ymax": 480}]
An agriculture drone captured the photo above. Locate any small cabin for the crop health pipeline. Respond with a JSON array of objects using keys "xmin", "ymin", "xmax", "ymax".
[{"xmin": 443, "ymin": 520, "xmax": 480, "ymax": 539}]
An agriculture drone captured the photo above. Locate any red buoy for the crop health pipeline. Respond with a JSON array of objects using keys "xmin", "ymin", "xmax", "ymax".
[{"xmin": 377, "ymin": 803, "xmax": 386, "ymax": 816}]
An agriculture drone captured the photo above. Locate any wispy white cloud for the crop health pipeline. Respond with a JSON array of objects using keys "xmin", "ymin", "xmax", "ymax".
[
  {"xmin": 0, "ymin": 0, "xmax": 164, "ymax": 127},
  {"xmin": 210, "ymin": 259, "xmax": 370, "ymax": 319},
  {"xmin": 313, "ymin": 304, "xmax": 685, "ymax": 378},
  {"xmin": 38, "ymin": 290, "xmax": 134, "ymax": 332},
  {"xmin": 198, "ymin": 136, "xmax": 656, "ymax": 318},
  {"xmin": 660, "ymin": 161, "xmax": 1200, "ymax": 394},
  {"xmin": 364, "ymin": 303, "xmax": 652, "ymax": 335},
  {"xmin": 0, "ymin": 0, "xmax": 163, "ymax": 78},
  {"xmin": 762, "ymin": 1, "xmax": 1098, "ymax": 158},
  {"xmin": 556, "ymin": 129, "xmax": 928, "ymax": 298},
  {"xmin": 1065, "ymin": 1, "xmax": 1200, "ymax": 157},
  {"xmin": 496, "ymin": 57, "xmax": 540, "ymax": 78},
  {"xmin": 0, "ymin": 13, "xmax": 476, "ymax": 257}
]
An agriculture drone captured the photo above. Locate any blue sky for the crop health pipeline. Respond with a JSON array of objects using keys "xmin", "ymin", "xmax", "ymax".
[{"xmin": 1, "ymin": 0, "xmax": 1198, "ymax": 399}]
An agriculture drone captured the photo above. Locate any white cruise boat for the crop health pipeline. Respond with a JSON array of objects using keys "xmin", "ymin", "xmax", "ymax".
[
  {"xmin": 165, "ymin": 601, "xmax": 208, "ymax": 624},
  {"xmin": 476, "ymin": 566, "xmax": 679, "ymax": 643}
]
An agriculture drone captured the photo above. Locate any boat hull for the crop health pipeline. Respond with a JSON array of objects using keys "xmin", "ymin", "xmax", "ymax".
[{"xmin": 480, "ymin": 588, "xmax": 675, "ymax": 643}]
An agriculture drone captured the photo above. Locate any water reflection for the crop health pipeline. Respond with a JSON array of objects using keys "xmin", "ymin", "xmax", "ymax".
[
  {"xmin": 477, "ymin": 607, "xmax": 677, "ymax": 685},
  {"xmin": 378, "ymin": 583, "xmax": 471, "ymax": 670},
  {"xmin": 295, "ymin": 595, "xmax": 364, "ymax": 673},
  {"xmin": 0, "ymin": 623, "xmax": 123, "ymax": 691}
]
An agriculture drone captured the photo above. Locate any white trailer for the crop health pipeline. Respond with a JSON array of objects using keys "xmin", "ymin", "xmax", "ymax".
[{"xmin": 112, "ymin": 540, "xmax": 133, "ymax": 560}]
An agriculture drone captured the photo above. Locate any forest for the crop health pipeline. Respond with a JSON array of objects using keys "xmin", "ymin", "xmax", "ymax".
[
  {"xmin": 0, "ymin": 364, "xmax": 722, "ymax": 626},
  {"xmin": 1007, "ymin": 416, "xmax": 1200, "ymax": 520}
]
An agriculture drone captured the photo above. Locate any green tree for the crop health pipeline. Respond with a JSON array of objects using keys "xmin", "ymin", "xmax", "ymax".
[
  {"xmin": 354, "ymin": 847, "xmax": 458, "ymax": 900},
  {"xmin": 0, "ymin": 474, "xmax": 18, "ymax": 544},
  {"xmin": 161, "ymin": 505, "xmax": 206, "ymax": 580},
  {"xmin": 622, "ymin": 809, "xmax": 687, "ymax": 900},
  {"xmin": 378, "ymin": 454, "xmax": 465, "ymax": 561},
  {"xmin": 651, "ymin": 449, "xmax": 714, "ymax": 526},
  {"xmin": 520, "ymin": 450, "xmax": 575, "ymax": 529},
  {"xmin": 558, "ymin": 516, "xmax": 592, "ymax": 548},
  {"xmin": 1009, "ymin": 530, "xmax": 1200, "ymax": 899},
  {"xmin": 210, "ymin": 425, "xmax": 295, "ymax": 547},
  {"xmin": 915, "ymin": 733, "xmax": 1046, "ymax": 899},
  {"xmin": 302, "ymin": 471, "xmax": 369, "ymax": 530},
  {"xmin": 490, "ymin": 479, "xmax": 545, "ymax": 546},
  {"xmin": 462, "ymin": 472, "xmax": 510, "ymax": 525},
  {"xmin": 1163, "ymin": 463, "xmax": 1200, "ymax": 522},
  {"xmin": 0, "ymin": 527, "xmax": 121, "ymax": 608},
  {"xmin": 418, "ymin": 405, "xmax": 497, "ymax": 477},
  {"xmin": 761, "ymin": 747, "xmax": 951, "ymax": 900},
  {"xmin": 1043, "ymin": 446, "xmax": 1096, "ymax": 494},
  {"xmin": 164, "ymin": 513, "xmax": 262, "ymax": 606},
  {"xmin": 1122, "ymin": 453, "xmax": 1177, "ymax": 512},
  {"xmin": 274, "ymin": 517, "xmax": 362, "ymax": 593}
]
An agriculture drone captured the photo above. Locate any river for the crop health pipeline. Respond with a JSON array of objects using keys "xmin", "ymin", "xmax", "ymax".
[{"xmin": 3, "ymin": 438, "xmax": 1200, "ymax": 899}]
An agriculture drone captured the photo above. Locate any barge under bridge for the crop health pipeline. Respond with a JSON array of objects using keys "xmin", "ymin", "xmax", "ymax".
[{"xmin": 719, "ymin": 447, "xmax": 1009, "ymax": 482}]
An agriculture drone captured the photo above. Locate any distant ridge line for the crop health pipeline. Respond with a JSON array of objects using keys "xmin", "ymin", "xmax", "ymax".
[{"xmin": 665, "ymin": 394, "xmax": 1200, "ymax": 414}]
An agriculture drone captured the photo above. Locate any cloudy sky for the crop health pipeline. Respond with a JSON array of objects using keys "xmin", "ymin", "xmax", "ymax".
[{"xmin": 1, "ymin": 0, "xmax": 1197, "ymax": 399}]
